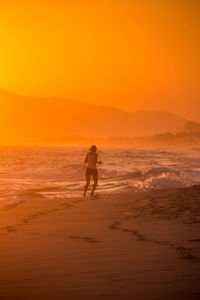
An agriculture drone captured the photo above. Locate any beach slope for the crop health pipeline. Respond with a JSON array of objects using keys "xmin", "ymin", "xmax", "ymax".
[{"xmin": 1, "ymin": 187, "xmax": 200, "ymax": 299}]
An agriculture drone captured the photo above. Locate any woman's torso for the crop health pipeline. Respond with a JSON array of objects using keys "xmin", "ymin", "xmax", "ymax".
[{"xmin": 87, "ymin": 153, "xmax": 97, "ymax": 169}]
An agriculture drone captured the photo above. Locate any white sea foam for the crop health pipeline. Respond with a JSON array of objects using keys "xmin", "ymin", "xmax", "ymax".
[{"xmin": 133, "ymin": 167, "xmax": 191, "ymax": 190}]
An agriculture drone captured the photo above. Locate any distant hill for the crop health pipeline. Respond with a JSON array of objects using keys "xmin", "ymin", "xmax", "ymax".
[
  {"xmin": 183, "ymin": 121, "xmax": 200, "ymax": 133},
  {"xmin": 0, "ymin": 88, "xmax": 188, "ymax": 144}
]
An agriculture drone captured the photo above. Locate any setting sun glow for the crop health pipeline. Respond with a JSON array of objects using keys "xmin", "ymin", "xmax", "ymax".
[{"xmin": 0, "ymin": 1, "xmax": 199, "ymax": 116}]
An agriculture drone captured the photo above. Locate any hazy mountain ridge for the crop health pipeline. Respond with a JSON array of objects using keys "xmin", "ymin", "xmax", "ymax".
[{"xmin": 0, "ymin": 89, "xmax": 192, "ymax": 145}]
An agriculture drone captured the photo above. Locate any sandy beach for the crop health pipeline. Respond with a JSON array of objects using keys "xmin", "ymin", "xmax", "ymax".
[{"xmin": 1, "ymin": 186, "xmax": 200, "ymax": 300}]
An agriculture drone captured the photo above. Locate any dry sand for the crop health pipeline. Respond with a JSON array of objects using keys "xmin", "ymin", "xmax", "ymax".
[{"xmin": 1, "ymin": 186, "xmax": 200, "ymax": 300}]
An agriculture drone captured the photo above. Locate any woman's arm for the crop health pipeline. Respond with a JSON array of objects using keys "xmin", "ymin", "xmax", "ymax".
[
  {"xmin": 84, "ymin": 154, "xmax": 88, "ymax": 164},
  {"xmin": 96, "ymin": 154, "xmax": 102, "ymax": 164}
]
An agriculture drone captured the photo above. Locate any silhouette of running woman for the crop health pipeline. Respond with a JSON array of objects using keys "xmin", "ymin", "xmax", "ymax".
[{"xmin": 84, "ymin": 145, "xmax": 102, "ymax": 196}]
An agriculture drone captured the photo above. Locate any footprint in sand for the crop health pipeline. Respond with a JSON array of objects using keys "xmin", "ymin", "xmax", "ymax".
[
  {"xmin": 2, "ymin": 201, "xmax": 25, "ymax": 211},
  {"xmin": 108, "ymin": 222, "xmax": 200, "ymax": 263},
  {"xmin": 109, "ymin": 221, "xmax": 121, "ymax": 230},
  {"xmin": 61, "ymin": 203, "xmax": 74, "ymax": 207},
  {"xmin": 109, "ymin": 222, "xmax": 170, "ymax": 245},
  {"xmin": 90, "ymin": 195, "xmax": 100, "ymax": 199},
  {"xmin": 175, "ymin": 246, "xmax": 200, "ymax": 261},
  {"xmin": 189, "ymin": 238, "xmax": 200, "ymax": 242},
  {"xmin": 69, "ymin": 235, "xmax": 100, "ymax": 243},
  {"xmin": 69, "ymin": 235, "xmax": 81, "ymax": 239},
  {"xmin": 6, "ymin": 226, "xmax": 17, "ymax": 232},
  {"xmin": 2, "ymin": 203, "xmax": 75, "ymax": 236},
  {"xmin": 83, "ymin": 236, "xmax": 100, "ymax": 243},
  {"xmin": 182, "ymin": 254, "xmax": 196, "ymax": 260},
  {"xmin": 121, "ymin": 228, "xmax": 146, "ymax": 241}
]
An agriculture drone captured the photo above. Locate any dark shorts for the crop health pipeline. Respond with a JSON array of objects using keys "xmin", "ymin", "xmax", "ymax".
[{"xmin": 86, "ymin": 168, "xmax": 98, "ymax": 177}]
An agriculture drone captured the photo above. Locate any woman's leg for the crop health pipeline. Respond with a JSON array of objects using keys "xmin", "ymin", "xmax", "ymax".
[
  {"xmin": 84, "ymin": 174, "xmax": 90, "ymax": 196},
  {"xmin": 91, "ymin": 173, "xmax": 98, "ymax": 196}
]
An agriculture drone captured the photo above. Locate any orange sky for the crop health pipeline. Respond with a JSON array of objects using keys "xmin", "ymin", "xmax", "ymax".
[{"xmin": 0, "ymin": 0, "xmax": 199, "ymax": 119}]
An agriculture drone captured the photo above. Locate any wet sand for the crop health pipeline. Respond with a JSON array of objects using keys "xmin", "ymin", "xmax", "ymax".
[{"xmin": 0, "ymin": 186, "xmax": 200, "ymax": 299}]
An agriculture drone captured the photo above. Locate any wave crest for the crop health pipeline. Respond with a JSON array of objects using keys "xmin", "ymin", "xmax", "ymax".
[{"xmin": 133, "ymin": 167, "xmax": 192, "ymax": 190}]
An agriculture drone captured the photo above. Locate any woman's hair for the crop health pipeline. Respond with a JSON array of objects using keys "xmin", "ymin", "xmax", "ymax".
[{"xmin": 89, "ymin": 145, "xmax": 97, "ymax": 153}]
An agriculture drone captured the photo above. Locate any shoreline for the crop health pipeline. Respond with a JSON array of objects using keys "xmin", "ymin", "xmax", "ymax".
[{"xmin": 1, "ymin": 186, "xmax": 200, "ymax": 299}]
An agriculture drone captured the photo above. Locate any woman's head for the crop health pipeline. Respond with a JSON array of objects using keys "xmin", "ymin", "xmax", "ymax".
[{"xmin": 89, "ymin": 145, "xmax": 97, "ymax": 153}]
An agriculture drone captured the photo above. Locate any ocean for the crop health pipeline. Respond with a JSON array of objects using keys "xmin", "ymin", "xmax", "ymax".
[{"xmin": 0, "ymin": 146, "xmax": 200, "ymax": 203}]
